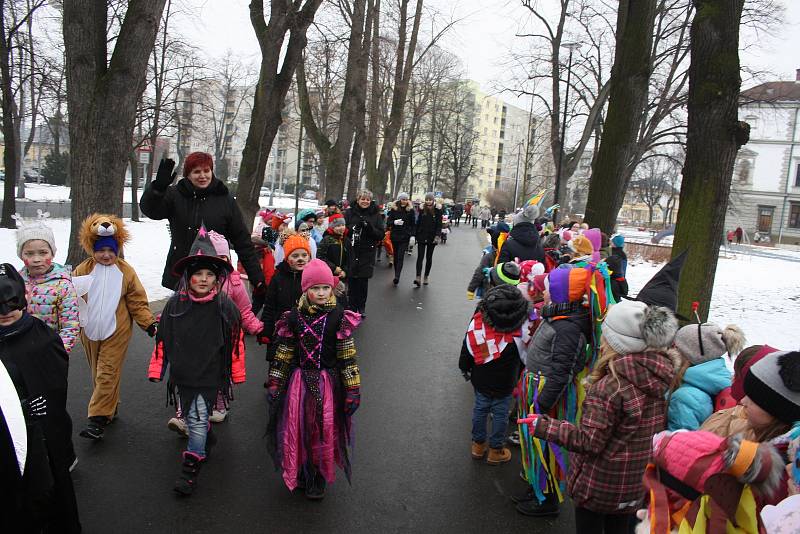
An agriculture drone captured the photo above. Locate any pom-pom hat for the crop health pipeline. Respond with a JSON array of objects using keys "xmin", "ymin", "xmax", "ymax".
[
  {"xmin": 14, "ymin": 210, "xmax": 56, "ymax": 258},
  {"xmin": 301, "ymin": 259, "xmax": 336, "ymax": 292},
  {"xmin": 513, "ymin": 204, "xmax": 540, "ymax": 226},
  {"xmin": 744, "ymin": 351, "xmax": 800, "ymax": 424},
  {"xmin": 674, "ymin": 323, "xmax": 746, "ymax": 365},
  {"xmin": 602, "ymin": 299, "xmax": 678, "ymax": 355}
]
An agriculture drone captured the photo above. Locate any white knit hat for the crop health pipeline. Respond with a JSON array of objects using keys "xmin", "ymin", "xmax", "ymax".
[
  {"xmin": 14, "ymin": 211, "xmax": 56, "ymax": 258},
  {"xmin": 602, "ymin": 299, "xmax": 678, "ymax": 355}
]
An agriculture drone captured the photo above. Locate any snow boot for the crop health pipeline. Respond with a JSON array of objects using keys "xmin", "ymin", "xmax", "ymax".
[
  {"xmin": 471, "ymin": 441, "xmax": 488, "ymax": 460},
  {"xmin": 486, "ymin": 446, "xmax": 511, "ymax": 465},
  {"xmin": 515, "ymin": 492, "xmax": 560, "ymax": 517},
  {"xmin": 174, "ymin": 452, "xmax": 203, "ymax": 496}
]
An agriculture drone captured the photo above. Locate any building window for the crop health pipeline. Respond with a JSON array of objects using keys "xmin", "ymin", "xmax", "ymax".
[
  {"xmin": 790, "ymin": 203, "xmax": 800, "ymax": 228},
  {"xmin": 757, "ymin": 206, "xmax": 774, "ymax": 233},
  {"xmin": 795, "ymin": 163, "xmax": 800, "ymax": 187}
]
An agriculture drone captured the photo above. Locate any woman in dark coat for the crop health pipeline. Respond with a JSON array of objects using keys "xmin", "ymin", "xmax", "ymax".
[
  {"xmin": 140, "ymin": 154, "xmax": 265, "ymax": 291},
  {"xmin": 344, "ymin": 189, "xmax": 385, "ymax": 316},
  {"xmin": 498, "ymin": 204, "xmax": 545, "ymax": 264},
  {"xmin": 413, "ymin": 193, "xmax": 443, "ymax": 287},
  {"xmin": 385, "ymin": 193, "xmax": 416, "ymax": 285}
]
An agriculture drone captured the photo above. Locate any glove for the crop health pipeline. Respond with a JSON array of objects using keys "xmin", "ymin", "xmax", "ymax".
[
  {"xmin": 153, "ymin": 158, "xmax": 177, "ymax": 191},
  {"xmin": 22, "ymin": 395, "xmax": 47, "ymax": 419},
  {"xmin": 393, "ymin": 219, "xmax": 404, "ymax": 226},
  {"xmin": 251, "ymin": 282, "xmax": 266, "ymax": 314},
  {"xmin": 146, "ymin": 322, "xmax": 158, "ymax": 338},
  {"xmin": 466, "ymin": 290, "xmax": 475, "ymax": 301},
  {"xmin": 344, "ymin": 387, "xmax": 360, "ymax": 416},
  {"xmin": 257, "ymin": 331, "xmax": 270, "ymax": 345},
  {"xmin": 461, "ymin": 371, "xmax": 471, "ymax": 382},
  {"xmin": 266, "ymin": 378, "xmax": 281, "ymax": 402}
]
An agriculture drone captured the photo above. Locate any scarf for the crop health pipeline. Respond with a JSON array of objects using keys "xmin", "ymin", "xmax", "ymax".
[{"xmin": 466, "ymin": 311, "xmax": 522, "ymax": 365}]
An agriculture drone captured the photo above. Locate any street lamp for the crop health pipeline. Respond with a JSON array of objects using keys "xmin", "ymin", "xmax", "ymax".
[
  {"xmin": 554, "ymin": 42, "xmax": 581, "ymax": 223},
  {"xmin": 512, "ymin": 141, "xmax": 524, "ymax": 211}
]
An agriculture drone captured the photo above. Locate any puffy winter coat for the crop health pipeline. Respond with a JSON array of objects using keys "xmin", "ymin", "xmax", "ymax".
[
  {"xmin": 344, "ymin": 201, "xmax": 385, "ymax": 278},
  {"xmin": 140, "ymin": 177, "xmax": 264, "ymax": 290},
  {"xmin": 534, "ymin": 349, "xmax": 678, "ymax": 514},
  {"xmin": 467, "ymin": 249, "xmax": 496, "ymax": 296},
  {"xmin": 415, "ymin": 206, "xmax": 443, "ymax": 244},
  {"xmin": 524, "ymin": 302, "xmax": 591, "ymax": 412},
  {"xmin": 667, "ymin": 357, "xmax": 731, "ymax": 431},
  {"xmin": 221, "ymin": 270, "xmax": 263, "ymax": 335},
  {"xmin": 317, "ymin": 230, "xmax": 350, "ymax": 276},
  {"xmin": 498, "ymin": 222, "xmax": 545, "ymax": 263},
  {"xmin": 386, "ymin": 201, "xmax": 416, "ymax": 243},
  {"xmin": 260, "ymin": 261, "xmax": 303, "ymax": 344},
  {"xmin": 20, "ymin": 264, "xmax": 80, "ymax": 354},
  {"xmin": 458, "ymin": 336, "xmax": 521, "ymax": 398}
]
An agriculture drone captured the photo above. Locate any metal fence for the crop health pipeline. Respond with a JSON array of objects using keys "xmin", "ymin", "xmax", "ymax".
[{"xmin": 0, "ymin": 199, "xmax": 135, "ymax": 218}]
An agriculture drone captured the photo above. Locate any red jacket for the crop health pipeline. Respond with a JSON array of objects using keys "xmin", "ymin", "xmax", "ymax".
[
  {"xmin": 148, "ymin": 334, "xmax": 246, "ymax": 384},
  {"xmin": 534, "ymin": 349, "xmax": 678, "ymax": 514}
]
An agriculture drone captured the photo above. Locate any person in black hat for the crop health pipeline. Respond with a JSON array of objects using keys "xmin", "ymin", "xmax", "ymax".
[
  {"xmin": 148, "ymin": 226, "xmax": 244, "ymax": 496},
  {"xmin": 0, "ymin": 264, "xmax": 81, "ymax": 533}
]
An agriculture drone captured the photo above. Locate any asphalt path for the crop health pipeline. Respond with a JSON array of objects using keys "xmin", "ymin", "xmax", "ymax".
[{"xmin": 66, "ymin": 223, "xmax": 573, "ymax": 533}]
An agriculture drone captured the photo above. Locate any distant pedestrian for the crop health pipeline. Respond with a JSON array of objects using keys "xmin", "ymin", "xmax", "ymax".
[
  {"xmin": 452, "ymin": 203, "xmax": 463, "ymax": 226},
  {"xmin": 464, "ymin": 201, "xmax": 474, "ymax": 225},
  {"xmin": 735, "ymin": 226, "xmax": 743, "ymax": 245},
  {"xmin": 726, "ymin": 229, "xmax": 734, "ymax": 246},
  {"xmin": 386, "ymin": 192, "xmax": 416, "ymax": 285},
  {"xmin": 148, "ymin": 227, "xmax": 244, "ymax": 496},
  {"xmin": 266, "ymin": 259, "xmax": 361, "ymax": 500},
  {"xmin": 497, "ymin": 204, "xmax": 545, "ymax": 264},
  {"xmin": 344, "ymin": 190, "xmax": 384, "ymax": 316},
  {"xmin": 479, "ymin": 206, "xmax": 492, "ymax": 229},
  {"xmin": 414, "ymin": 192, "xmax": 443, "ymax": 287}
]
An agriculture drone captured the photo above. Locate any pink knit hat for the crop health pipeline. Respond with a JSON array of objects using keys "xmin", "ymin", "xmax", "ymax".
[
  {"xmin": 301, "ymin": 258, "xmax": 336, "ymax": 292},
  {"xmin": 583, "ymin": 228, "xmax": 602, "ymax": 262},
  {"xmin": 208, "ymin": 230, "xmax": 230, "ymax": 257}
]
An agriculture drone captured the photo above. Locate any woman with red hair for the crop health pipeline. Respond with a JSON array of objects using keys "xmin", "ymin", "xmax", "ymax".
[{"xmin": 140, "ymin": 152, "xmax": 265, "ymax": 291}]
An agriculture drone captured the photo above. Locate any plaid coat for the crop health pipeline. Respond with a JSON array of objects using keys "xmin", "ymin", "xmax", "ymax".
[{"xmin": 534, "ymin": 350, "xmax": 678, "ymax": 514}]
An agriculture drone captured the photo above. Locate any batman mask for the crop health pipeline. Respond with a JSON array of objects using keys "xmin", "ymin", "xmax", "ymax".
[{"xmin": 0, "ymin": 263, "xmax": 27, "ymax": 315}]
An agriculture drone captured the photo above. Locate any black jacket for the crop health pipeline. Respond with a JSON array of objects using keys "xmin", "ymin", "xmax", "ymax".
[
  {"xmin": 317, "ymin": 230, "xmax": 350, "ymax": 275},
  {"xmin": 524, "ymin": 302, "xmax": 591, "ymax": 413},
  {"xmin": 344, "ymin": 201, "xmax": 385, "ymax": 278},
  {"xmin": 0, "ymin": 315, "xmax": 80, "ymax": 533},
  {"xmin": 415, "ymin": 206, "xmax": 442, "ymax": 244},
  {"xmin": 386, "ymin": 201, "xmax": 416, "ymax": 243},
  {"xmin": 140, "ymin": 177, "xmax": 264, "ymax": 290},
  {"xmin": 261, "ymin": 261, "xmax": 303, "ymax": 344},
  {"xmin": 497, "ymin": 222, "xmax": 545, "ymax": 264}
]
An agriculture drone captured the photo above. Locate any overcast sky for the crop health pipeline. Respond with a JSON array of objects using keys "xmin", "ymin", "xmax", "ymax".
[{"xmin": 191, "ymin": 0, "xmax": 800, "ymax": 102}]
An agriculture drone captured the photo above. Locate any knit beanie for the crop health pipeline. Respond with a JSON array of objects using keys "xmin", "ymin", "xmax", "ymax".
[
  {"xmin": 542, "ymin": 233, "xmax": 561, "ymax": 250},
  {"xmin": 744, "ymin": 351, "xmax": 800, "ymax": 424},
  {"xmin": 731, "ymin": 345, "xmax": 778, "ymax": 402},
  {"xmin": 545, "ymin": 265, "xmax": 590, "ymax": 304},
  {"xmin": 611, "ymin": 233, "xmax": 625, "ymax": 248},
  {"xmin": 328, "ymin": 213, "xmax": 346, "ymax": 228},
  {"xmin": 674, "ymin": 323, "xmax": 746, "ymax": 365},
  {"xmin": 397, "ymin": 192, "xmax": 409, "ymax": 201},
  {"xmin": 93, "ymin": 236, "xmax": 119, "ymax": 254},
  {"xmin": 569, "ymin": 234, "xmax": 594, "ymax": 257},
  {"xmin": 208, "ymin": 230, "xmax": 230, "ymax": 258},
  {"xmin": 477, "ymin": 284, "xmax": 530, "ymax": 332},
  {"xmin": 496, "ymin": 221, "xmax": 510, "ymax": 234},
  {"xmin": 15, "ymin": 212, "xmax": 57, "ymax": 258},
  {"xmin": 602, "ymin": 299, "xmax": 678, "ymax": 355},
  {"xmin": 283, "ymin": 234, "xmax": 311, "ymax": 258},
  {"xmin": 424, "ymin": 192, "xmax": 435, "ymax": 201},
  {"xmin": 513, "ymin": 204, "xmax": 540, "ymax": 226},
  {"xmin": 518, "ymin": 260, "xmax": 545, "ymax": 284},
  {"xmin": 583, "ymin": 228, "xmax": 602, "ymax": 261},
  {"xmin": 489, "ymin": 262, "xmax": 521, "ymax": 286},
  {"xmin": 561, "ymin": 230, "xmax": 572, "ymax": 242},
  {"xmin": 183, "ymin": 151, "xmax": 213, "ymax": 177},
  {"xmin": 301, "ymin": 258, "xmax": 336, "ymax": 292}
]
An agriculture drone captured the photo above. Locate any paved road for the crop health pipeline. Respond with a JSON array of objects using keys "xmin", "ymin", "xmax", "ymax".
[{"xmin": 66, "ymin": 224, "xmax": 572, "ymax": 533}]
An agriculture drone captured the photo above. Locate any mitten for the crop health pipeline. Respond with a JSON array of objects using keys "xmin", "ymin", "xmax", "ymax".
[
  {"xmin": 344, "ymin": 387, "xmax": 361, "ymax": 416},
  {"xmin": 466, "ymin": 290, "xmax": 475, "ymax": 301},
  {"xmin": 251, "ymin": 282, "xmax": 266, "ymax": 314},
  {"xmin": 146, "ymin": 322, "xmax": 158, "ymax": 338},
  {"xmin": 152, "ymin": 158, "xmax": 177, "ymax": 191}
]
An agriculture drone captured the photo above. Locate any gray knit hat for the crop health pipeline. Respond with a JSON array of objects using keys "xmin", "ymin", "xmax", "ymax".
[
  {"xmin": 513, "ymin": 204, "xmax": 540, "ymax": 226},
  {"xmin": 424, "ymin": 192, "xmax": 435, "ymax": 201},
  {"xmin": 397, "ymin": 192, "xmax": 409, "ymax": 201},
  {"xmin": 14, "ymin": 211, "xmax": 57, "ymax": 258},
  {"xmin": 602, "ymin": 299, "xmax": 678, "ymax": 355},
  {"xmin": 744, "ymin": 351, "xmax": 800, "ymax": 424},
  {"xmin": 674, "ymin": 323, "xmax": 746, "ymax": 365}
]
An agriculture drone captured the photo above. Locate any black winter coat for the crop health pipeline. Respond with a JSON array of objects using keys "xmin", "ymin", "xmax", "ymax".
[
  {"xmin": 498, "ymin": 222, "xmax": 545, "ymax": 264},
  {"xmin": 459, "ymin": 337, "xmax": 521, "ymax": 398},
  {"xmin": 415, "ymin": 206, "xmax": 442, "ymax": 244},
  {"xmin": 317, "ymin": 230, "xmax": 350, "ymax": 276},
  {"xmin": 140, "ymin": 177, "xmax": 264, "ymax": 290},
  {"xmin": 524, "ymin": 302, "xmax": 591, "ymax": 413},
  {"xmin": 261, "ymin": 261, "xmax": 303, "ymax": 345},
  {"xmin": 386, "ymin": 202, "xmax": 416, "ymax": 243},
  {"xmin": 344, "ymin": 202, "xmax": 385, "ymax": 278},
  {"xmin": 0, "ymin": 316, "xmax": 80, "ymax": 533}
]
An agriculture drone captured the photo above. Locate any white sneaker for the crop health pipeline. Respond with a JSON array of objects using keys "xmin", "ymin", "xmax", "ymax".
[
  {"xmin": 167, "ymin": 417, "xmax": 188, "ymax": 437},
  {"xmin": 209, "ymin": 409, "xmax": 227, "ymax": 423}
]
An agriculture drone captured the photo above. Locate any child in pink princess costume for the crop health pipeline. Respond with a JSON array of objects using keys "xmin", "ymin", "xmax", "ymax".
[{"xmin": 266, "ymin": 259, "xmax": 361, "ymax": 500}]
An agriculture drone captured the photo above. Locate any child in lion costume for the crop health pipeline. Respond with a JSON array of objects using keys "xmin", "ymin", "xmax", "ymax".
[{"xmin": 73, "ymin": 213, "xmax": 157, "ymax": 441}]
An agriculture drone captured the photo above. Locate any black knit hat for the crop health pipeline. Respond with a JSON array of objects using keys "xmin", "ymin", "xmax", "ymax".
[
  {"xmin": 478, "ymin": 284, "xmax": 529, "ymax": 332},
  {"xmin": 489, "ymin": 262, "xmax": 521, "ymax": 287},
  {"xmin": 744, "ymin": 351, "xmax": 800, "ymax": 424},
  {"xmin": 634, "ymin": 250, "xmax": 686, "ymax": 312},
  {"xmin": 0, "ymin": 263, "xmax": 26, "ymax": 314}
]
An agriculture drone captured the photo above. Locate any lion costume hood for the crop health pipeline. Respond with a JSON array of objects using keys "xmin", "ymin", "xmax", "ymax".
[{"xmin": 78, "ymin": 213, "xmax": 130, "ymax": 257}]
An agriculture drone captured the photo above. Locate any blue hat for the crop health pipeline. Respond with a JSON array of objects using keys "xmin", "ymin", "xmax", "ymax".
[
  {"xmin": 611, "ymin": 234, "xmax": 625, "ymax": 248},
  {"xmin": 93, "ymin": 235, "xmax": 119, "ymax": 254}
]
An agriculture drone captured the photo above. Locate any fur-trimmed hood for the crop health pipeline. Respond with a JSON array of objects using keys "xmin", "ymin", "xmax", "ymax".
[
  {"xmin": 78, "ymin": 213, "xmax": 130, "ymax": 256},
  {"xmin": 389, "ymin": 200, "xmax": 414, "ymax": 212}
]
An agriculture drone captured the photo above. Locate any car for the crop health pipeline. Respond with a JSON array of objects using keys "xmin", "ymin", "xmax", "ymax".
[{"xmin": 302, "ymin": 190, "xmax": 317, "ymax": 200}]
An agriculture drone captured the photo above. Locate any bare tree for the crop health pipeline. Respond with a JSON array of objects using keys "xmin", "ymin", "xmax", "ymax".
[
  {"xmin": 630, "ymin": 155, "xmax": 679, "ymax": 225},
  {"xmin": 435, "ymin": 80, "xmax": 479, "ymax": 201}
]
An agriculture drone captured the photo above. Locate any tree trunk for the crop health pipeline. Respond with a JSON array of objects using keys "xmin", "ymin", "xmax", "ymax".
[
  {"xmin": 236, "ymin": 0, "xmax": 323, "ymax": 228},
  {"xmin": 363, "ymin": 0, "xmax": 381, "ymax": 197},
  {"xmin": 671, "ymin": 0, "xmax": 747, "ymax": 322},
  {"xmin": 0, "ymin": 4, "xmax": 19, "ymax": 228},
  {"xmin": 63, "ymin": 0, "xmax": 167, "ymax": 265},
  {"xmin": 583, "ymin": 0, "xmax": 657, "ymax": 234},
  {"xmin": 129, "ymin": 151, "xmax": 140, "ymax": 221}
]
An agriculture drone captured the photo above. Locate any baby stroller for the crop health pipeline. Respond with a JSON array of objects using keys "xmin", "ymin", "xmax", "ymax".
[{"xmin": 440, "ymin": 215, "xmax": 451, "ymax": 244}]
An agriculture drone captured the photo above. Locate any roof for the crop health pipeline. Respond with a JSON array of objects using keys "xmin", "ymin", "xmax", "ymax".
[{"xmin": 741, "ymin": 82, "xmax": 800, "ymax": 103}]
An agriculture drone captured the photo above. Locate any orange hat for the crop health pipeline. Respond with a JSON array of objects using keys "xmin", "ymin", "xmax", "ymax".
[
  {"xmin": 283, "ymin": 234, "xmax": 311, "ymax": 257},
  {"xmin": 570, "ymin": 234, "xmax": 594, "ymax": 256}
]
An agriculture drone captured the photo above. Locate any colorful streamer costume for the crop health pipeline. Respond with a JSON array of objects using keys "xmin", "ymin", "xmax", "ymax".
[
  {"xmin": 518, "ymin": 261, "xmax": 616, "ymax": 504},
  {"xmin": 266, "ymin": 295, "xmax": 361, "ymax": 491}
]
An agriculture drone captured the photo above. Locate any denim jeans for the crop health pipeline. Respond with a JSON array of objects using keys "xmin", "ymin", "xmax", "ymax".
[
  {"xmin": 185, "ymin": 394, "xmax": 210, "ymax": 457},
  {"xmin": 471, "ymin": 391, "xmax": 513, "ymax": 449}
]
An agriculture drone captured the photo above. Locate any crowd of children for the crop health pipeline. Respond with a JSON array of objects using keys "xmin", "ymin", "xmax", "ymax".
[{"xmin": 460, "ymin": 205, "xmax": 800, "ymax": 533}]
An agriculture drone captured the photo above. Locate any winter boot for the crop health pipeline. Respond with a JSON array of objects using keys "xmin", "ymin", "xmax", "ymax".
[
  {"xmin": 413, "ymin": 276, "xmax": 421, "ymax": 287},
  {"xmin": 168, "ymin": 417, "xmax": 189, "ymax": 438},
  {"xmin": 515, "ymin": 492, "xmax": 560, "ymax": 517},
  {"xmin": 471, "ymin": 441, "xmax": 488, "ymax": 460},
  {"xmin": 305, "ymin": 473, "xmax": 327, "ymax": 501},
  {"xmin": 423, "ymin": 276, "xmax": 429, "ymax": 286},
  {"xmin": 510, "ymin": 486, "xmax": 536, "ymax": 504},
  {"xmin": 486, "ymin": 446, "xmax": 511, "ymax": 465},
  {"xmin": 174, "ymin": 452, "xmax": 203, "ymax": 496},
  {"xmin": 79, "ymin": 416, "xmax": 108, "ymax": 441}
]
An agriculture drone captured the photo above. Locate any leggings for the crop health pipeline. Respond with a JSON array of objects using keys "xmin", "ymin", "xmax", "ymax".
[
  {"xmin": 415, "ymin": 242, "xmax": 436, "ymax": 277},
  {"xmin": 573, "ymin": 507, "xmax": 635, "ymax": 534},
  {"xmin": 349, "ymin": 277, "xmax": 369, "ymax": 313},
  {"xmin": 393, "ymin": 240, "xmax": 409, "ymax": 279}
]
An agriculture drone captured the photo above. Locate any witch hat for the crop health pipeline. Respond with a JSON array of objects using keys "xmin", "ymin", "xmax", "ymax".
[
  {"xmin": 634, "ymin": 250, "xmax": 687, "ymax": 312},
  {"xmin": 171, "ymin": 224, "xmax": 233, "ymax": 277}
]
